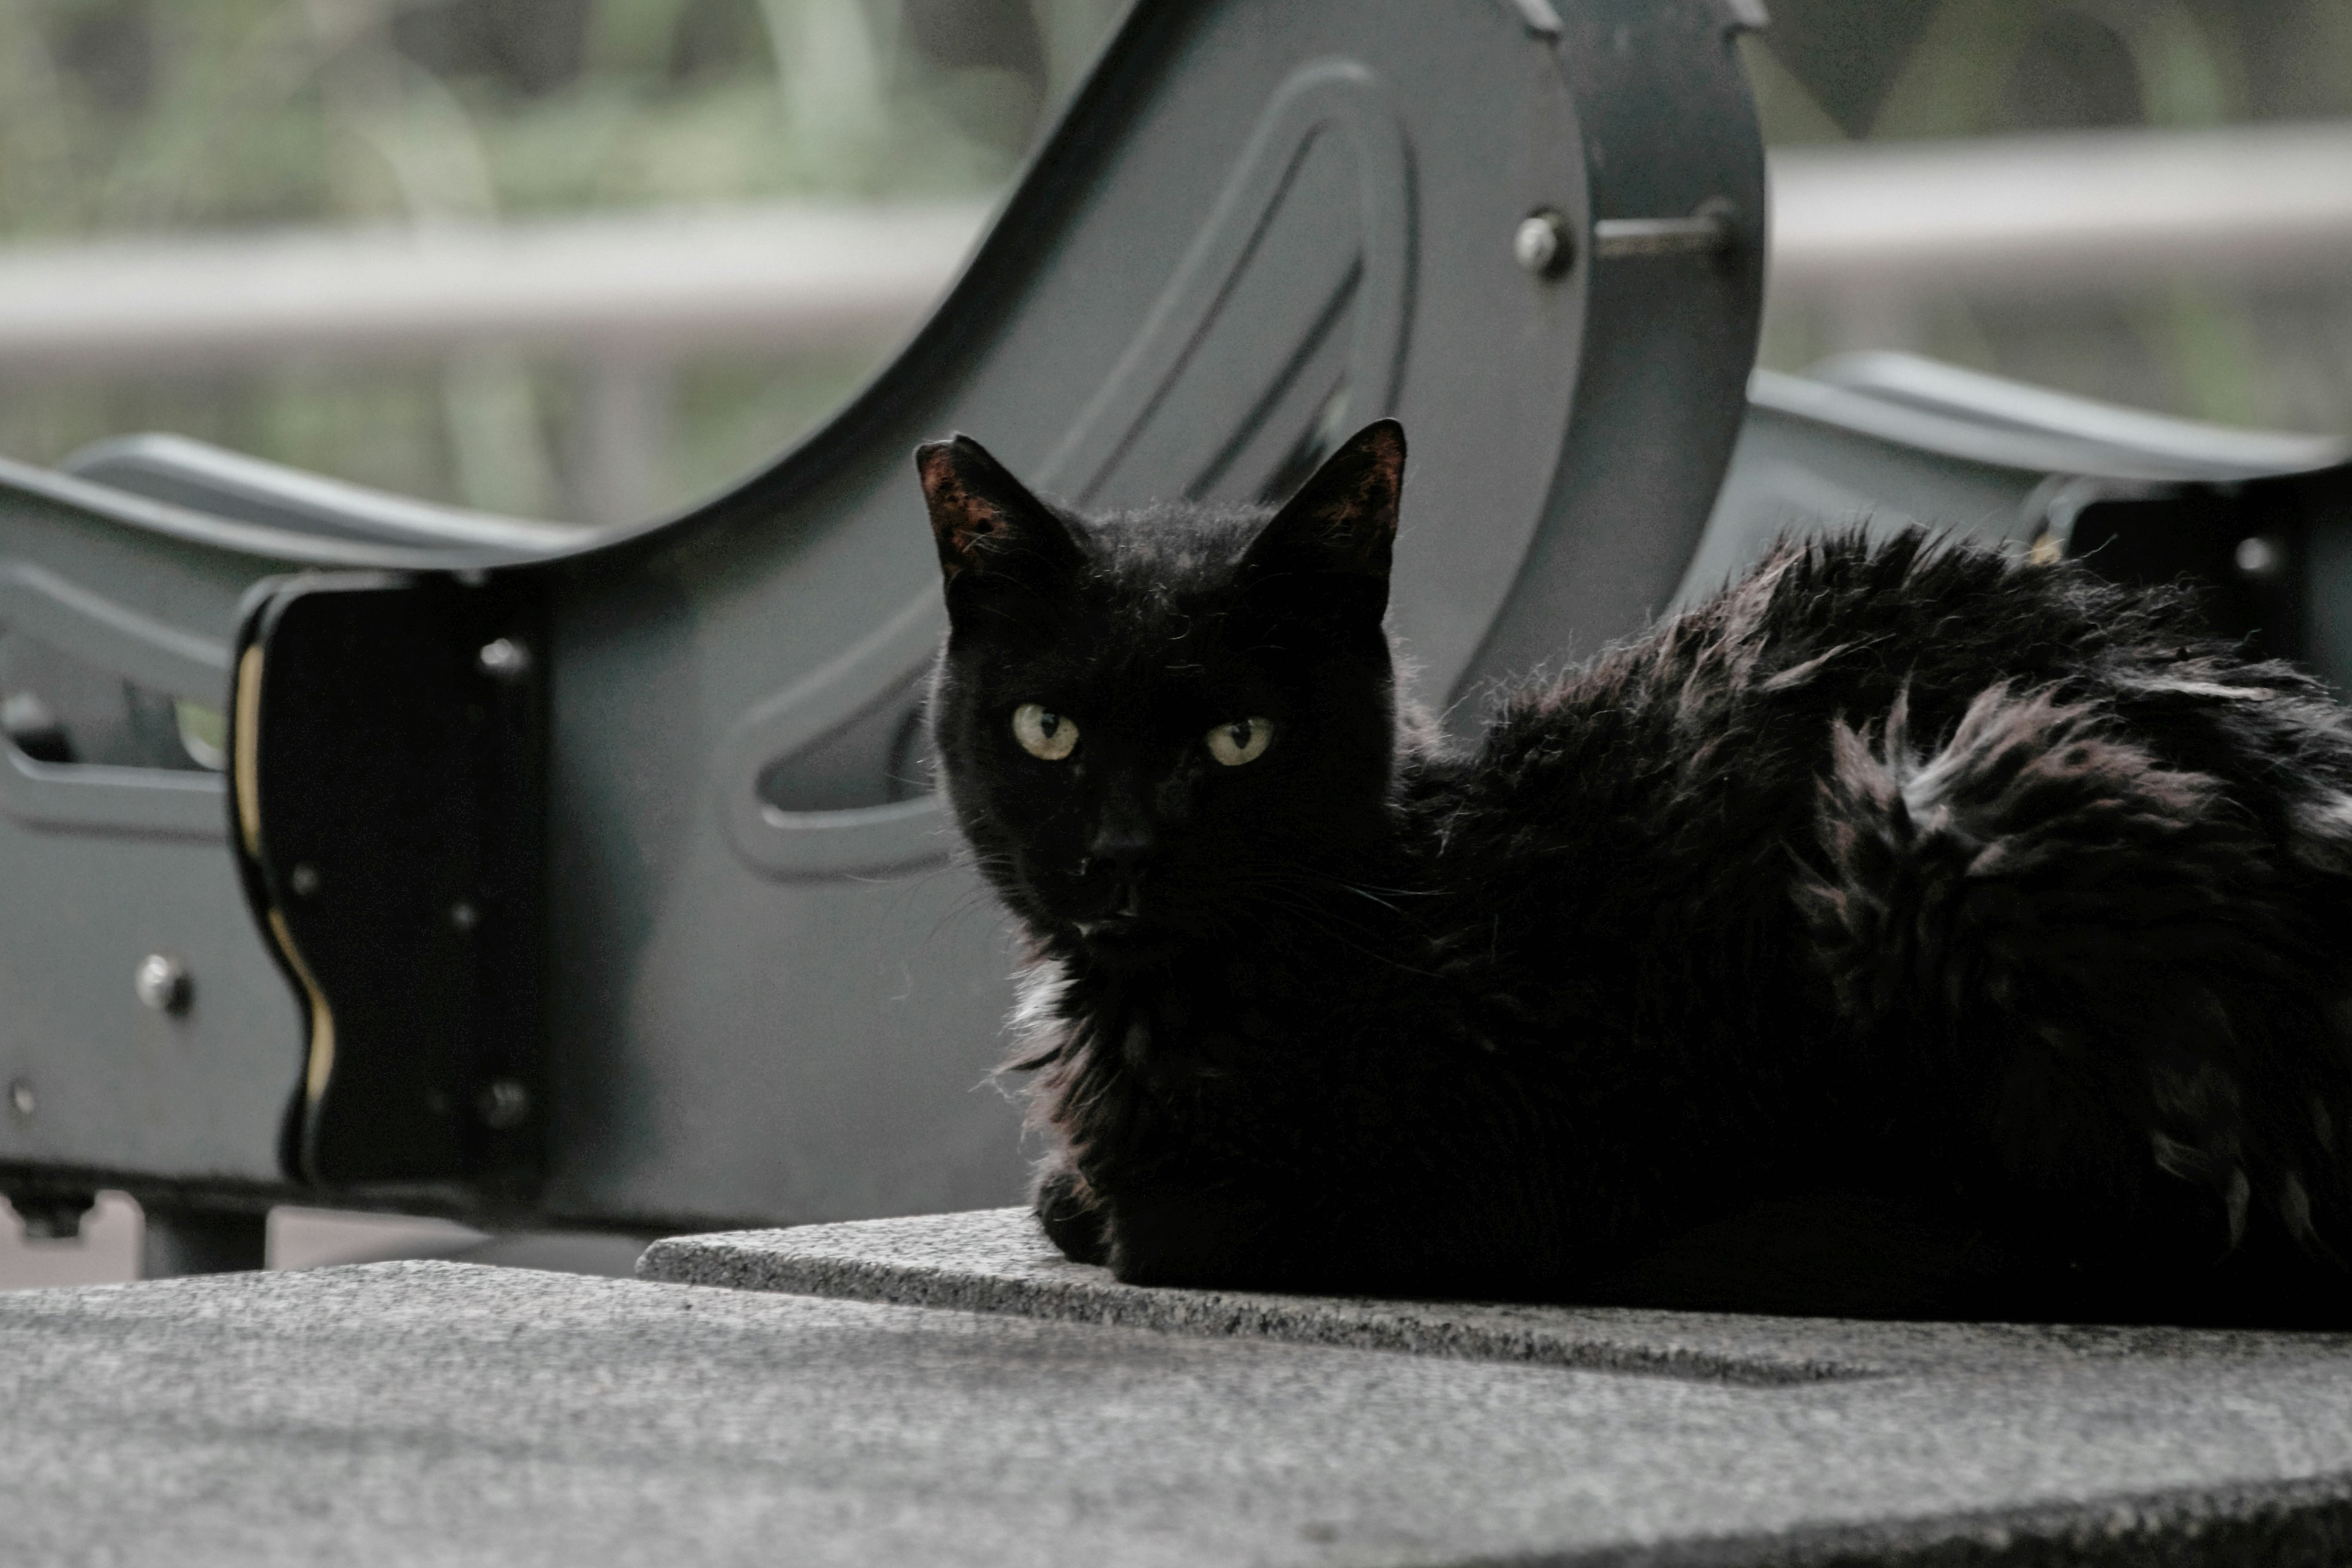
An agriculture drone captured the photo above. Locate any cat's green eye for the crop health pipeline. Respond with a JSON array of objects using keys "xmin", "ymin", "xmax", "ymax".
[
  {"xmin": 1012, "ymin": 703, "xmax": 1079, "ymax": 761},
  {"xmin": 1205, "ymin": 716, "xmax": 1274, "ymax": 767}
]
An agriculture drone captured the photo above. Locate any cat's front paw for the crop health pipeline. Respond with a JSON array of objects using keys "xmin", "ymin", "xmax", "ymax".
[{"xmin": 1035, "ymin": 1163, "xmax": 1110, "ymax": 1264}]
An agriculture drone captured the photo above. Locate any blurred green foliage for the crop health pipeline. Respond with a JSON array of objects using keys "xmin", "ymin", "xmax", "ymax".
[
  {"xmin": 0, "ymin": 0, "xmax": 1121, "ymax": 236},
  {"xmin": 0, "ymin": 0, "xmax": 2345, "ymax": 521},
  {"xmin": 0, "ymin": 0, "xmax": 1122, "ymax": 519},
  {"xmin": 1745, "ymin": 0, "xmax": 2352, "ymax": 437}
]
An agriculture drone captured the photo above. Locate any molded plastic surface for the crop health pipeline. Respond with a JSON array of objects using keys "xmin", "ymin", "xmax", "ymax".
[{"xmin": 15, "ymin": 0, "xmax": 1766, "ymax": 1226}]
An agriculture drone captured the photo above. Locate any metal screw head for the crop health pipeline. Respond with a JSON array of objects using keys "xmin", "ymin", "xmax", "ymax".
[
  {"xmin": 477, "ymin": 1078, "xmax": 531, "ymax": 1130},
  {"xmin": 1514, "ymin": 209, "xmax": 1572, "ymax": 277},
  {"xmin": 135, "ymin": 953, "xmax": 192, "ymax": 1016},
  {"xmin": 1717, "ymin": 0, "xmax": 1769, "ymax": 34},
  {"xmin": 7, "ymin": 1080, "xmax": 32, "ymax": 1119},
  {"xmin": 288, "ymin": 863, "xmax": 321, "ymax": 897},
  {"xmin": 2235, "ymin": 535, "xmax": 2285, "ymax": 579},
  {"xmin": 478, "ymin": 638, "xmax": 530, "ymax": 680}
]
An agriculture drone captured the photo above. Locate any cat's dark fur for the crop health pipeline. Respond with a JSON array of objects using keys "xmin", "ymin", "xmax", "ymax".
[{"xmin": 916, "ymin": 419, "xmax": 2352, "ymax": 1323}]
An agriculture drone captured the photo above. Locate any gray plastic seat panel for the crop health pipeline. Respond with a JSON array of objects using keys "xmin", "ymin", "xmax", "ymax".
[
  {"xmin": 6, "ymin": 0, "xmax": 1768, "ymax": 1227},
  {"xmin": 1807, "ymin": 352, "xmax": 2352, "ymax": 481},
  {"xmin": 524, "ymin": 0, "xmax": 1763, "ymax": 1227},
  {"xmin": 61, "ymin": 433, "xmax": 581, "ymax": 557},
  {"xmin": 1683, "ymin": 360, "xmax": 2352, "ymax": 616},
  {"xmin": 0, "ymin": 470, "xmax": 336, "ymax": 1193}
]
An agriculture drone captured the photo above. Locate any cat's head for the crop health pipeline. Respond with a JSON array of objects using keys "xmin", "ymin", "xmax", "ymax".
[{"xmin": 917, "ymin": 421, "xmax": 1407, "ymax": 965}]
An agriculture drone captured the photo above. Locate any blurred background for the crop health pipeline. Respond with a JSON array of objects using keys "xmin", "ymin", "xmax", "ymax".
[
  {"xmin": 4, "ymin": 0, "xmax": 2350, "ymax": 1283},
  {"xmin": 0, "ymin": 0, "xmax": 1126, "ymax": 526},
  {"xmin": 1749, "ymin": 0, "xmax": 2352, "ymax": 435},
  {"xmin": 2, "ymin": 0, "xmax": 2346, "ymax": 532}
]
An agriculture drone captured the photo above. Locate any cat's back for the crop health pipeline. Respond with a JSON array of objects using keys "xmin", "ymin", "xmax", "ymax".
[
  {"xmin": 1427, "ymin": 529, "xmax": 2201, "ymax": 826},
  {"xmin": 1396, "ymin": 530, "xmax": 2234, "ymax": 971}
]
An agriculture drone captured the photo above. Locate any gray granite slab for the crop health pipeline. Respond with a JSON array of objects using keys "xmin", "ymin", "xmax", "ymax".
[
  {"xmin": 638, "ymin": 1206, "xmax": 2352, "ymax": 1385},
  {"xmin": 5, "ymin": 1251, "xmax": 2352, "ymax": 1566}
]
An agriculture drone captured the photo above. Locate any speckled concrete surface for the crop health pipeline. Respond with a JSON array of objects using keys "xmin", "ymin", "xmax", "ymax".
[
  {"xmin": 638, "ymin": 1207, "xmax": 2352, "ymax": 1385},
  {"xmin": 6, "ymin": 1246, "xmax": 2352, "ymax": 1566}
]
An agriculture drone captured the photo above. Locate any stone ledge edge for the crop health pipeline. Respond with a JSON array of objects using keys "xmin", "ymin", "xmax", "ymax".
[
  {"xmin": 1613, "ymin": 1472, "xmax": 2352, "ymax": 1568},
  {"xmin": 636, "ymin": 1237, "xmax": 1874, "ymax": 1386}
]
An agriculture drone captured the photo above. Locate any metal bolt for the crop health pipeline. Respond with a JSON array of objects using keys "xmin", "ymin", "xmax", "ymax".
[
  {"xmin": 478, "ymin": 1078, "xmax": 531, "ymax": 1129},
  {"xmin": 478, "ymin": 638, "xmax": 530, "ymax": 680},
  {"xmin": 289, "ymin": 863, "xmax": 321, "ymax": 897},
  {"xmin": 7, "ymin": 1080, "xmax": 32, "ymax": 1120},
  {"xmin": 1717, "ymin": 0, "xmax": 1769, "ymax": 34},
  {"xmin": 135, "ymin": 953, "xmax": 192, "ymax": 1016},
  {"xmin": 450, "ymin": 900, "xmax": 480, "ymax": 933},
  {"xmin": 1513, "ymin": 209, "xmax": 1572, "ymax": 277},
  {"xmin": 2234, "ymin": 535, "xmax": 2285, "ymax": 580},
  {"xmin": 1504, "ymin": 0, "xmax": 1561, "ymax": 39}
]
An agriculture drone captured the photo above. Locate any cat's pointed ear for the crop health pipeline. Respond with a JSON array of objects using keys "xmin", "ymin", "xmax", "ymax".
[
  {"xmin": 914, "ymin": 435, "xmax": 1080, "ymax": 595},
  {"xmin": 1243, "ymin": 419, "xmax": 1405, "ymax": 592}
]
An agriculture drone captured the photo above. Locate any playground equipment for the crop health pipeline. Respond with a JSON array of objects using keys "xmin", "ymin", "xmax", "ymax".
[{"xmin": 3, "ymin": 0, "xmax": 2345, "ymax": 1269}]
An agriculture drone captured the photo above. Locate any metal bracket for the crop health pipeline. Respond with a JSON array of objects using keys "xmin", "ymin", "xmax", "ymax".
[{"xmin": 228, "ymin": 571, "xmax": 546, "ymax": 1191}]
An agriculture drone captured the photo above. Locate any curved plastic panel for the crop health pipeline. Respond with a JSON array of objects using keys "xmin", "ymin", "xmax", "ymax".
[
  {"xmin": 0, "ymin": 453, "xmax": 470, "ymax": 571},
  {"xmin": 62, "ymin": 433, "xmax": 582, "ymax": 556},
  {"xmin": 715, "ymin": 594, "xmax": 954, "ymax": 879},
  {"xmin": 1, "ymin": 0, "xmax": 1771, "ymax": 1230},
  {"xmin": 0, "ymin": 560, "xmax": 228, "ymax": 700},
  {"xmin": 0, "ymin": 485, "xmax": 316, "ymax": 1193},
  {"xmin": 228, "ymin": 571, "xmax": 546, "ymax": 1188},
  {"xmin": 0, "ymin": 753, "xmax": 222, "ymax": 840},
  {"xmin": 528, "ymin": 0, "xmax": 1762, "ymax": 1229},
  {"xmin": 1793, "ymin": 355, "xmax": 2352, "ymax": 481},
  {"xmin": 716, "ymin": 51, "xmax": 1424, "ymax": 882},
  {"xmin": 0, "ymin": 560, "xmax": 232, "ymax": 839},
  {"xmin": 1045, "ymin": 56, "xmax": 1414, "ymax": 502}
]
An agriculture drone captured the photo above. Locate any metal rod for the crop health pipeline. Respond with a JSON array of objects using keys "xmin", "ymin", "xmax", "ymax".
[
  {"xmin": 0, "ymin": 124, "xmax": 2346, "ymax": 369},
  {"xmin": 1593, "ymin": 211, "xmax": 1733, "ymax": 259}
]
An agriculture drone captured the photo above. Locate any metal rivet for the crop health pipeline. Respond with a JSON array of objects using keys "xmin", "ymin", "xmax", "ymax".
[
  {"xmin": 2235, "ymin": 535, "xmax": 2285, "ymax": 579},
  {"xmin": 477, "ymin": 1079, "xmax": 531, "ymax": 1129},
  {"xmin": 7, "ymin": 1080, "xmax": 32, "ymax": 1119},
  {"xmin": 1717, "ymin": 0, "xmax": 1769, "ymax": 34},
  {"xmin": 1514, "ymin": 209, "xmax": 1572, "ymax": 277},
  {"xmin": 1504, "ymin": 0, "xmax": 1562, "ymax": 37},
  {"xmin": 135, "ymin": 953, "xmax": 192, "ymax": 1016},
  {"xmin": 289, "ymin": 863, "xmax": 321, "ymax": 897},
  {"xmin": 450, "ymin": 900, "xmax": 480, "ymax": 933},
  {"xmin": 478, "ymin": 638, "xmax": 530, "ymax": 680}
]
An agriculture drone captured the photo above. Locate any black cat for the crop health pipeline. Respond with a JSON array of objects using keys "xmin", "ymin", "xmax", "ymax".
[{"xmin": 916, "ymin": 418, "xmax": 2352, "ymax": 1323}]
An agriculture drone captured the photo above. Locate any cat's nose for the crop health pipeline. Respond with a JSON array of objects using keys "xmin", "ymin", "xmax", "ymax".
[
  {"xmin": 1085, "ymin": 839, "xmax": 1153, "ymax": 921},
  {"xmin": 1085, "ymin": 801, "xmax": 1158, "ymax": 908},
  {"xmin": 1087, "ymin": 817, "xmax": 1157, "ymax": 874}
]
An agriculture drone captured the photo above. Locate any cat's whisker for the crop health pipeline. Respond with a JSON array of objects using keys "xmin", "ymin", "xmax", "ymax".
[{"xmin": 1207, "ymin": 881, "xmax": 1444, "ymax": 978}]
